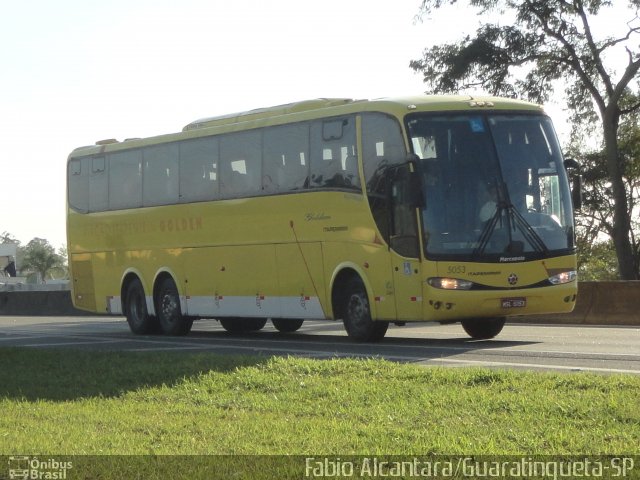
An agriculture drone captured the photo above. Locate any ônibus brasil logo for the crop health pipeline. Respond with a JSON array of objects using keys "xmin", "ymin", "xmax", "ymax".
[{"xmin": 8, "ymin": 456, "xmax": 73, "ymax": 480}]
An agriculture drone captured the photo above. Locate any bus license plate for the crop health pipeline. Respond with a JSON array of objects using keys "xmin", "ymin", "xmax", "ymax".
[{"xmin": 501, "ymin": 297, "xmax": 526, "ymax": 309}]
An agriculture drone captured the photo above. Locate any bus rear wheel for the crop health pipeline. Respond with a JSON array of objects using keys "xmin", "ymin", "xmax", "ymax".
[
  {"xmin": 220, "ymin": 317, "xmax": 267, "ymax": 333},
  {"xmin": 341, "ymin": 277, "xmax": 388, "ymax": 342},
  {"xmin": 272, "ymin": 318, "xmax": 304, "ymax": 333},
  {"xmin": 125, "ymin": 278, "xmax": 158, "ymax": 334},
  {"xmin": 461, "ymin": 317, "xmax": 505, "ymax": 340},
  {"xmin": 155, "ymin": 277, "xmax": 193, "ymax": 336}
]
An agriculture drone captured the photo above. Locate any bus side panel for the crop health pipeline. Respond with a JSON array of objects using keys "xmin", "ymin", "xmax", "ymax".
[
  {"xmin": 275, "ymin": 243, "xmax": 326, "ymax": 319},
  {"xmin": 98, "ymin": 249, "xmax": 158, "ymax": 316},
  {"xmin": 183, "ymin": 244, "xmax": 282, "ymax": 318},
  {"xmin": 69, "ymin": 253, "xmax": 97, "ymax": 312},
  {"xmin": 322, "ymin": 242, "xmax": 397, "ymax": 322},
  {"xmin": 362, "ymin": 244, "xmax": 397, "ymax": 321}
]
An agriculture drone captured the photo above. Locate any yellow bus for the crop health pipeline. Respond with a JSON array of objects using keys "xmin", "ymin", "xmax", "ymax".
[{"xmin": 66, "ymin": 96, "xmax": 579, "ymax": 341}]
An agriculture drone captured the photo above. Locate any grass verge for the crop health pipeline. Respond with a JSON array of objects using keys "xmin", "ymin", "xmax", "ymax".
[{"xmin": 0, "ymin": 347, "xmax": 638, "ymax": 456}]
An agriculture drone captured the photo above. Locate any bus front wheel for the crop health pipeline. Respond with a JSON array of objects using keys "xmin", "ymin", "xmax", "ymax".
[
  {"xmin": 461, "ymin": 317, "xmax": 505, "ymax": 340},
  {"xmin": 155, "ymin": 277, "xmax": 193, "ymax": 336},
  {"xmin": 341, "ymin": 277, "xmax": 388, "ymax": 342},
  {"xmin": 124, "ymin": 278, "xmax": 158, "ymax": 335},
  {"xmin": 272, "ymin": 318, "xmax": 304, "ymax": 333}
]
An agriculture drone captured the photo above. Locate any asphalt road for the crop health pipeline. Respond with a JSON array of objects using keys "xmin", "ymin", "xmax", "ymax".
[{"xmin": 0, "ymin": 316, "xmax": 638, "ymax": 374}]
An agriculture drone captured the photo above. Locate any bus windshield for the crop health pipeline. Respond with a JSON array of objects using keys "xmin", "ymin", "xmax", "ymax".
[{"xmin": 407, "ymin": 113, "xmax": 575, "ymax": 261}]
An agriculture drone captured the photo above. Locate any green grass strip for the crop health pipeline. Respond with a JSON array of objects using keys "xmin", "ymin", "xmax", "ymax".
[{"xmin": 0, "ymin": 348, "xmax": 638, "ymax": 455}]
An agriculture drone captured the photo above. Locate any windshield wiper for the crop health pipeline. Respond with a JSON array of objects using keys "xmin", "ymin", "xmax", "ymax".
[
  {"xmin": 473, "ymin": 200, "xmax": 506, "ymax": 258},
  {"xmin": 472, "ymin": 180, "xmax": 548, "ymax": 258},
  {"xmin": 509, "ymin": 206, "xmax": 548, "ymax": 254}
]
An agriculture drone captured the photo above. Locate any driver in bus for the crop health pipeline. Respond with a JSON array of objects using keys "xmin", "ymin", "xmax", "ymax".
[{"xmin": 478, "ymin": 182, "xmax": 498, "ymax": 222}]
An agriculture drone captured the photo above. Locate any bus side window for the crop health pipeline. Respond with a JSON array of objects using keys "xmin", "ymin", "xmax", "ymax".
[
  {"xmin": 108, "ymin": 151, "xmax": 142, "ymax": 210},
  {"xmin": 220, "ymin": 131, "xmax": 262, "ymax": 198},
  {"xmin": 68, "ymin": 158, "xmax": 89, "ymax": 213},
  {"xmin": 89, "ymin": 156, "xmax": 108, "ymax": 212},
  {"xmin": 362, "ymin": 113, "xmax": 406, "ymax": 186},
  {"xmin": 310, "ymin": 117, "xmax": 360, "ymax": 190},
  {"xmin": 263, "ymin": 123, "xmax": 310, "ymax": 192},
  {"xmin": 143, "ymin": 143, "xmax": 179, "ymax": 207},
  {"xmin": 362, "ymin": 113, "xmax": 407, "ymax": 243},
  {"xmin": 179, "ymin": 137, "xmax": 219, "ymax": 202}
]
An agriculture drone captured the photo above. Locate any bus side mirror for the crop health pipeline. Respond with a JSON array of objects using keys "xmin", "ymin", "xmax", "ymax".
[
  {"xmin": 564, "ymin": 158, "xmax": 582, "ymax": 210},
  {"xmin": 406, "ymin": 154, "xmax": 425, "ymax": 209}
]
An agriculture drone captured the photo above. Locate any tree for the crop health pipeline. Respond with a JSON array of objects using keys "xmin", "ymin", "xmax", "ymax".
[
  {"xmin": 20, "ymin": 238, "xmax": 66, "ymax": 283},
  {"xmin": 410, "ymin": 0, "xmax": 640, "ymax": 279},
  {"xmin": 566, "ymin": 95, "xmax": 640, "ymax": 278},
  {"xmin": 0, "ymin": 232, "xmax": 21, "ymax": 246},
  {"xmin": 57, "ymin": 245, "xmax": 69, "ymax": 279},
  {"xmin": 576, "ymin": 238, "xmax": 619, "ymax": 280}
]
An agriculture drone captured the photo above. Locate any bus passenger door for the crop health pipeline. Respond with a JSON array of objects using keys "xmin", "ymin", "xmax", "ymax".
[{"xmin": 388, "ymin": 165, "xmax": 423, "ymax": 321}]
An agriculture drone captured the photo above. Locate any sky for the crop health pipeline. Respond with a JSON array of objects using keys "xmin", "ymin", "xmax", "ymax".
[{"xmin": 0, "ymin": 0, "xmax": 628, "ymax": 249}]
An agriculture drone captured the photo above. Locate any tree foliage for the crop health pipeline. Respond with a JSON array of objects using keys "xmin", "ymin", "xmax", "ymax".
[
  {"xmin": 412, "ymin": 0, "xmax": 640, "ymax": 108},
  {"xmin": 411, "ymin": 0, "xmax": 640, "ymax": 278},
  {"xmin": 576, "ymin": 238, "xmax": 619, "ymax": 280},
  {"xmin": 19, "ymin": 238, "xmax": 67, "ymax": 283},
  {"xmin": 1, "ymin": 232, "xmax": 21, "ymax": 247},
  {"xmin": 567, "ymin": 97, "xmax": 640, "ymax": 278}
]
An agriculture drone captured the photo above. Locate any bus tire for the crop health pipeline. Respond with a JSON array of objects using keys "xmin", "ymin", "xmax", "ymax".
[
  {"xmin": 341, "ymin": 277, "xmax": 388, "ymax": 342},
  {"xmin": 272, "ymin": 318, "xmax": 304, "ymax": 333},
  {"xmin": 155, "ymin": 277, "xmax": 193, "ymax": 336},
  {"xmin": 245, "ymin": 318, "xmax": 267, "ymax": 331},
  {"xmin": 220, "ymin": 317, "xmax": 267, "ymax": 333},
  {"xmin": 461, "ymin": 317, "xmax": 505, "ymax": 340},
  {"xmin": 124, "ymin": 278, "xmax": 158, "ymax": 334},
  {"xmin": 219, "ymin": 318, "xmax": 243, "ymax": 333}
]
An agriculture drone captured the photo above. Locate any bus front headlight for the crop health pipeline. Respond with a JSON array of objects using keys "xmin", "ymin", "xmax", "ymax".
[
  {"xmin": 548, "ymin": 270, "xmax": 577, "ymax": 285},
  {"xmin": 427, "ymin": 278, "xmax": 474, "ymax": 290}
]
